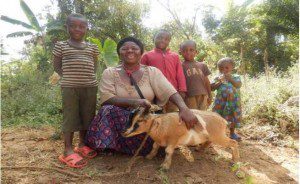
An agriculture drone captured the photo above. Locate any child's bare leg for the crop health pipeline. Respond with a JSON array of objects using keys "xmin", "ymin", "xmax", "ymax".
[
  {"xmin": 79, "ymin": 130, "xmax": 86, "ymax": 147},
  {"xmin": 64, "ymin": 132, "xmax": 74, "ymax": 155}
]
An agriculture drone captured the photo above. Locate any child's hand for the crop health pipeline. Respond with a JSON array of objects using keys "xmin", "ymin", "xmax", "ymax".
[
  {"xmin": 218, "ymin": 74, "xmax": 226, "ymax": 83},
  {"xmin": 224, "ymin": 74, "xmax": 232, "ymax": 81}
]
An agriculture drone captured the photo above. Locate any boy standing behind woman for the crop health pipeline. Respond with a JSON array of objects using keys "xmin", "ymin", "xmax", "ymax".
[
  {"xmin": 141, "ymin": 29, "xmax": 187, "ymax": 112},
  {"xmin": 180, "ymin": 40, "xmax": 212, "ymax": 110}
]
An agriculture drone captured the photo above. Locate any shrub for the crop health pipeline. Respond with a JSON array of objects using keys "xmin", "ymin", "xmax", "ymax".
[
  {"xmin": 240, "ymin": 63, "xmax": 299, "ymax": 132},
  {"xmin": 1, "ymin": 60, "xmax": 62, "ymax": 127}
]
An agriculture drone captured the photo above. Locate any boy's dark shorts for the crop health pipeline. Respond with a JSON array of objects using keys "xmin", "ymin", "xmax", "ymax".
[{"xmin": 62, "ymin": 87, "xmax": 97, "ymax": 133}]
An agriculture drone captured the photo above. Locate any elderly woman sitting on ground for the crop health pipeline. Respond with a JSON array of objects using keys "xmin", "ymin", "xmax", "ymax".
[{"xmin": 85, "ymin": 37, "xmax": 200, "ymax": 155}]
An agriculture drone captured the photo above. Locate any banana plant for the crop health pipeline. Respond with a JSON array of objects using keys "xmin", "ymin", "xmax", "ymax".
[
  {"xmin": 1, "ymin": 0, "xmax": 64, "ymax": 71},
  {"xmin": 1, "ymin": 0, "xmax": 43, "ymax": 38},
  {"xmin": 88, "ymin": 37, "xmax": 119, "ymax": 67},
  {"xmin": 87, "ymin": 37, "xmax": 119, "ymax": 78}
]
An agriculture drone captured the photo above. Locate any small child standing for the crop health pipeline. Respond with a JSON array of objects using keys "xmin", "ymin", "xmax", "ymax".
[
  {"xmin": 211, "ymin": 58, "xmax": 242, "ymax": 141},
  {"xmin": 180, "ymin": 40, "xmax": 212, "ymax": 110},
  {"xmin": 52, "ymin": 13, "xmax": 99, "ymax": 168},
  {"xmin": 141, "ymin": 29, "xmax": 187, "ymax": 112}
]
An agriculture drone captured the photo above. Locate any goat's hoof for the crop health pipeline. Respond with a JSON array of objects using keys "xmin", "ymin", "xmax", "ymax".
[{"xmin": 160, "ymin": 163, "xmax": 170, "ymax": 171}]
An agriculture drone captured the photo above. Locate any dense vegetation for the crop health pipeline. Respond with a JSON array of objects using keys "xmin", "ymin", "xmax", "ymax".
[{"xmin": 1, "ymin": 0, "xmax": 298, "ymax": 135}]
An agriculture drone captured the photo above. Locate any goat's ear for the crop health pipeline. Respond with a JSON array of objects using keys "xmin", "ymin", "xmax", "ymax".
[{"xmin": 150, "ymin": 105, "xmax": 162, "ymax": 113}]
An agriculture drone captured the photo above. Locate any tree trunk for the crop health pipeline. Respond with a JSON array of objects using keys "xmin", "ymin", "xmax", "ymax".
[
  {"xmin": 240, "ymin": 44, "xmax": 246, "ymax": 88},
  {"xmin": 263, "ymin": 48, "xmax": 269, "ymax": 80}
]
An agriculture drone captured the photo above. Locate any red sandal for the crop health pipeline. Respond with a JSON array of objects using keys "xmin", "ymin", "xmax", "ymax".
[
  {"xmin": 58, "ymin": 153, "xmax": 87, "ymax": 168},
  {"xmin": 74, "ymin": 146, "xmax": 97, "ymax": 159}
]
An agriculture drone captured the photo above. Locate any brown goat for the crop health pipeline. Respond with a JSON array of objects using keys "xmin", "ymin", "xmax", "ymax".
[{"xmin": 122, "ymin": 105, "xmax": 240, "ymax": 170}]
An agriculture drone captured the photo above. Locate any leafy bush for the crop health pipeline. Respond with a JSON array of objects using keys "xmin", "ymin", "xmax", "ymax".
[
  {"xmin": 1, "ymin": 60, "xmax": 62, "ymax": 127},
  {"xmin": 241, "ymin": 63, "xmax": 299, "ymax": 131}
]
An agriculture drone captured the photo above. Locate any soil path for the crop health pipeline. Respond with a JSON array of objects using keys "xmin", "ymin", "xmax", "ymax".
[{"xmin": 1, "ymin": 126, "xmax": 298, "ymax": 184}]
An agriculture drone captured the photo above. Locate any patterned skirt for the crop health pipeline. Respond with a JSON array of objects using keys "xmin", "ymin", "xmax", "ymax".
[{"xmin": 85, "ymin": 105, "xmax": 154, "ymax": 156}]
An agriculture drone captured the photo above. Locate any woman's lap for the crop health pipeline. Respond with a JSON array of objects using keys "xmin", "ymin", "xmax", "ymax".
[{"xmin": 85, "ymin": 105, "xmax": 153, "ymax": 156}]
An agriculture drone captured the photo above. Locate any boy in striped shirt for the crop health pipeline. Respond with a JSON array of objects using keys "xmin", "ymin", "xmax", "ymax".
[{"xmin": 52, "ymin": 13, "xmax": 99, "ymax": 168}]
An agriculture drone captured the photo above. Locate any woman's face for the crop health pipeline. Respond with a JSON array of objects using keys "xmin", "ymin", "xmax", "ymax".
[{"xmin": 119, "ymin": 41, "xmax": 142, "ymax": 65}]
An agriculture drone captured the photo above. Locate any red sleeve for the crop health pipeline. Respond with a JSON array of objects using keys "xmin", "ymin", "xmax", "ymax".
[
  {"xmin": 175, "ymin": 55, "xmax": 187, "ymax": 92},
  {"xmin": 141, "ymin": 53, "xmax": 148, "ymax": 65}
]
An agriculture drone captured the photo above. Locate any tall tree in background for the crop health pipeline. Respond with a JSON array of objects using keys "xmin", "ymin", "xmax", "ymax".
[
  {"xmin": 253, "ymin": 0, "xmax": 299, "ymax": 73},
  {"xmin": 202, "ymin": 0, "xmax": 299, "ymax": 75},
  {"xmin": 203, "ymin": 0, "xmax": 255, "ymax": 75},
  {"xmin": 50, "ymin": 0, "xmax": 150, "ymax": 43}
]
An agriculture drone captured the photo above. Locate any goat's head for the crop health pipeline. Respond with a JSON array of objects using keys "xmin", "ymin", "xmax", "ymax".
[{"xmin": 122, "ymin": 105, "xmax": 162, "ymax": 137}]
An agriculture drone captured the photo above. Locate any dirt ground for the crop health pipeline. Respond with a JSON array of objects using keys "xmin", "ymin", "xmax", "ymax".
[{"xmin": 1, "ymin": 125, "xmax": 298, "ymax": 184}]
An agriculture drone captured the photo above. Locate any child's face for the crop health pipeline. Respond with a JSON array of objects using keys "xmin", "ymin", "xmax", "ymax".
[
  {"xmin": 218, "ymin": 62, "xmax": 233, "ymax": 74},
  {"xmin": 154, "ymin": 32, "xmax": 171, "ymax": 50},
  {"xmin": 180, "ymin": 44, "xmax": 197, "ymax": 61},
  {"xmin": 67, "ymin": 17, "xmax": 88, "ymax": 42}
]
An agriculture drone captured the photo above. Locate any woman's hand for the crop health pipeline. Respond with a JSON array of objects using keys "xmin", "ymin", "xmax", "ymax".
[
  {"xmin": 179, "ymin": 107, "xmax": 203, "ymax": 130},
  {"xmin": 169, "ymin": 93, "xmax": 203, "ymax": 130},
  {"xmin": 134, "ymin": 99, "xmax": 151, "ymax": 109}
]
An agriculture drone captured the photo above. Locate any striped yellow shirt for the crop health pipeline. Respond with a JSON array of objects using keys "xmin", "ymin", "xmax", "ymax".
[{"xmin": 52, "ymin": 41, "xmax": 99, "ymax": 87}]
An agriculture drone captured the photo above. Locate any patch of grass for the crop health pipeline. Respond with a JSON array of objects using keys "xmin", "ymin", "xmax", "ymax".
[
  {"xmin": 244, "ymin": 175, "xmax": 254, "ymax": 184},
  {"xmin": 158, "ymin": 168, "xmax": 170, "ymax": 184}
]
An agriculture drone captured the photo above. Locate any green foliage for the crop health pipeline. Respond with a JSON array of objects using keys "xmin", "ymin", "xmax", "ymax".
[
  {"xmin": 158, "ymin": 168, "xmax": 170, "ymax": 184},
  {"xmin": 1, "ymin": 0, "xmax": 64, "ymax": 72},
  {"xmin": 1, "ymin": 0, "xmax": 42, "ymax": 37},
  {"xmin": 231, "ymin": 162, "xmax": 249, "ymax": 172},
  {"xmin": 1, "ymin": 60, "xmax": 61, "ymax": 127},
  {"xmin": 244, "ymin": 175, "xmax": 254, "ymax": 184},
  {"xmin": 28, "ymin": 46, "xmax": 51, "ymax": 72},
  {"xmin": 6, "ymin": 31, "xmax": 33, "ymax": 38},
  {"xmin": 101, "ymin": 39, "xmax": 119, "ymax": 67},
  {"xmin": 0, "ymin": 15, "xmax": 35, "ymax": 30},
  {"xmin": 241, "ymin": 63, "xmax": 299, "ymax": 130},
  {"xmin": 52, "ymin": 0, "xmax": 150, "ymax": 43},
  {"xmin": 20, "ymin": 0, "xmax": 42, "ymax": 31},
  {"xmin": 202, "ymin": 0, "xmax": 299, "ymax": 75},
  {"xmin": 88, "ymin": 37, "xmax": 119, "ymax": 80}
]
